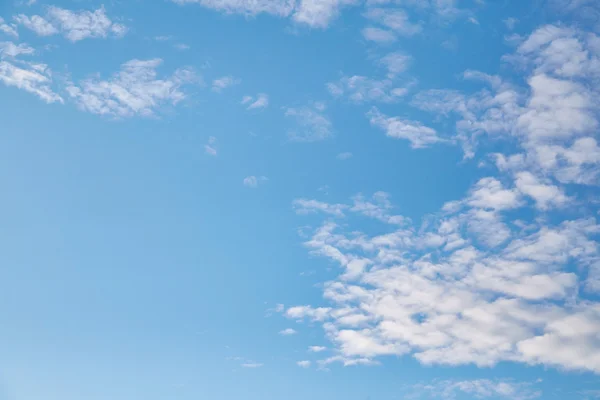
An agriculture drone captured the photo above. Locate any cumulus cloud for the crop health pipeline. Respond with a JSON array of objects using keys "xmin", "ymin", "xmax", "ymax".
[
  {"xmin": 279, "ymin": 328, "xmax": 297, "ymax": 335},
  {"xmin": 66, "ymin": 59, "xmax": 197, "ymax": 117},
  {"xmin": 15, "ymin": 6, "xmax": 127, "ymax": 42},
  {"xmin": 412, "ymin": 24, "xmax": 600, "ymax": 185},
  {"xmin": 283, "ymin": 179, "xmax": 600, "ymax": 373}
]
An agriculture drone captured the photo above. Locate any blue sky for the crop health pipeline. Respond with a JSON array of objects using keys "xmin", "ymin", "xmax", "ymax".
[{"xmin": 1, "ymin": 0, "xmax": 600, "ymax": 399}]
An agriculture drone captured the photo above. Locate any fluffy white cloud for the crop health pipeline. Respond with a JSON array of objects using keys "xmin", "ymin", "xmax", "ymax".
[
  {"xmin": 279, "ymin": 328, "xmax": 298, "ymax": 335},
  {"xmin": 15, "ymin": 6, "xmax": 127, "ymax": 42},
  {"xmin": 309, "ymin": 345, "xmax": 327, "ymax": 352},
  {"xmin": 367, "ymin": 107, "xmax": 444, "ymax": 148},
  {"xmin": 284, "ymin": 180, "xmax": 600, "ymax": 373},
  {"xmin": 413, "ymin": 25, "xmax": 600, "ymax": 185},
  {"xmin": 212, "ymin": 75, "xmax": 240, "ymax": 92},
  {"xmin": 66, "ymin": 59, "xmax": 197, "ymax": 117},
  {"xmin": 297, "ymin": 360, "xmax": 311, "ymax": 368}
]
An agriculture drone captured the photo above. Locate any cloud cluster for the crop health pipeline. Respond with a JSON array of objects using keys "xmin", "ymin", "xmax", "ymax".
[
  {"xmin": 411, "ymin": 379, "xmax": 541, "ymax": 400},
  {"xmin": 284, "ymin": 29, "xmax": 600, "ymax": 373},
  {"xmin": 14, "ymin": 6, "xmax": 127, "ymax": 42},
  {"xmin": 0, "ymin": 40, "xmax": 61, "ymax": 103},
  {"xmin": 412, "ymin": 25, "xmax": 600, "ymax": 184},
  {"xmin": 66, "ymin": 59, "xmax": 197, "ymax": 117},
  {"xmin": 173, "ymin": 0, "xmax": 356, "ymax": 29}
]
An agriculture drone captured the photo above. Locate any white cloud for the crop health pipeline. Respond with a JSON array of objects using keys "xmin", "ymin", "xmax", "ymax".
[
  {"xmin": 504, "ymin": 17, "xmax": 518, "ymax": 30},
  {"xmin": 205, "ymin": 136, "xmax": 217, "ymax": 156},
  {"xmin": 241, "ymin": 362, "xmax": 263, "ymax": 368},
  {"xmin": 0, "ymin": 17, "xmax": 18, "ymax": 37},
  {"xmin": 0, "ymin": 41, "xmax": 34, "ymax": 58},
  {"xmin": 361, "ymin": 27, "xmax": 396, "ymax": 43},
  {"xmin": 243, "ymin": 175, "xmax": 268, "ymax": 188},
  {"xmin": 327, "ymin": 75, "xmax": 410, "ymax": 103},
  {"xmin": 174, "ymin": 43, "xmax": 190, "ymax": 50},
  {"xmin": 173, "ymin": 0, "xmax": 354, "ymax": 28},
  {"xmin": 364, "ymin": 8, "xmax": 422, "ymax": 39},
  {"xmin": 66, "ymin": 59, "xmax": 198, "ymax": 117},
  {"xmin": 367, "ymin": 107, "xmax": 444, "ymax": 148},
  {"xmin": 514, "ymin": 171, "xmax": 570, "ymax": 210},
  {"xmin": 0, "ymin": 59, "xmax": 62, "ymax": 103},
  {"xmin": 279, "ymin": 328, "xmax": 297, "ymax": 335},
  {"xmin": 297, "ymin": 360, "xmax": 311, "ymax": 368},
  {"xmin": 379, "ymin": 52, "xmax": 411, "ymax": 78},
  {"xmin": 242, "ymin": 93, "xmax": 269, "ymax": 109},
  {"xmin": 413, "ymin": 379, "xmax": 541, "ymax": 400},
  {"xmin": 309, "ymin": 345, "xmax": 327, "ymax": 352},
  {"xmin": 283, "ymin": 183, "xmax": 600, "ymax": 373},
  {"xmin": 15, "ymin": 6, "xmax": 127, "ymax": 42},
  {"xmin": 285, "ymin": 104, "xmax": 332, "ymax": 142},
  {"xmin": 212, "ymin": 75, "xmax": 240, "ymax": 92},
  {"xmin": 293, "ymin": 198, "xmax": 348, "ymax": 217}
]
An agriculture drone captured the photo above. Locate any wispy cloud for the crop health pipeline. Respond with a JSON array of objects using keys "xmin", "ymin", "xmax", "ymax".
[
  {"xmin": 15, "ymin": 6, "xmax": 127, "ymax": 42},
  {"xmin": 285, "ymin": 103, "xmax": 332, "ymax": 142},
  {"xmin": 241, "ymin": 93, "xmax": 269, "ymax": 109},
  {"xmin": 279, "ymin": 328, "xmax": 297, "ymax": 335},
  {"xmin": 66, "ymin": 59, "xmax": 198, "ymax": 117},
  {"xmin": 205, "ymin": 136, "xmax": 217, "ymax": 156},
  {"xmin": 212, "ymin": 75, "xmax": 240, "ymax": 92},
  {"xmin": 243, "ymin": 175, "xmax": 268, "ymax": 188}
]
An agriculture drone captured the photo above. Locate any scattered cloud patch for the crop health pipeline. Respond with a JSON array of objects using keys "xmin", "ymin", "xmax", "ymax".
[
  {"xmin": 243, "ymin": 175, "xmax": 268, "ymax": 188},
  {"xmin": 212, "ymin": 75, "xmax": 240, "ymax": 92},
  {"xmin": 205, "ymin": 136, "xmax": 217, "ymax": 156},
  {"xmin": 66, "ymin": 59, "xmax": 197, "ymax": 117},
  {"xmin": 242, "ymin": 93, "xmax": 269, "ymax": 109},
  {"xmin": 279, "ymin": 328, "xmax": 297, "ymax": 335},
  {"xmin": 0, "ymin": 58, "xmax": 62, "ymax": 103},
  {"xmin": 367, "ymin": 107, "xmax": 444, "ymax": 148},
  {"xmin": 0, "ymin": 17, "xmax": 18, "ymax": 37},
  {"xmin": 285, "ymin": 103, "xmax": 332, "ymax": 142},
  {"xmin": 15, "ymin": 6, "xmax": 127, "ymax": 42},
  {"xmin": 297, "ymin": 360, "xmax": 311, "ymax": 368}
]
